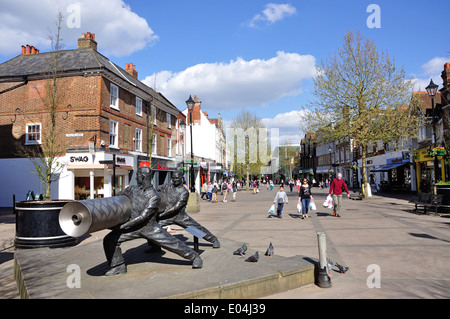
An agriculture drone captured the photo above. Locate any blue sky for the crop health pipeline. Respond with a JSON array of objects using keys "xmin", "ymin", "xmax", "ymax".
[{"xmin": 1, "ymin": 0, "xmax": 449, "ymax": 144}]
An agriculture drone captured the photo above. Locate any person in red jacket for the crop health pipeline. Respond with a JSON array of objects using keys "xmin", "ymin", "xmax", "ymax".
[{"xmin": 329, "ymin": 173, "xmax": 350, "ymax": 217}]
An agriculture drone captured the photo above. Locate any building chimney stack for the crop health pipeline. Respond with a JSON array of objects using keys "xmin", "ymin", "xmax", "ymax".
[
  {"xmin": 442, "ymin": 62, "xmax": 450, "ymax": 89},
  {"xmin": 77, "ymin": 32, "xmax": 97, "ymax": 50},
  {"xmin": 125, "ymin": 63, "xmax": 138, "ymax": 79},
  {"xmin": 22, "ymin": 44, "xmax": 39, "ymax": 55}
]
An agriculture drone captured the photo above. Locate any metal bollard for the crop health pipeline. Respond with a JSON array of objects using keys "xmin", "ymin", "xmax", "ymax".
[{"xmin": 317, "ymin": 232, "xmax": 331, "ymax": 288}]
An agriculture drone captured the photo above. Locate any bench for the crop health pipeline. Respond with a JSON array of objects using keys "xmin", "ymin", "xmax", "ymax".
[
  {"xmin": 410, "ymin": 193, "xmax": 446, "ymax": 216},
  {"xmin": 409, "ymin": 193, "xmax": 431, "ymax": 212}
]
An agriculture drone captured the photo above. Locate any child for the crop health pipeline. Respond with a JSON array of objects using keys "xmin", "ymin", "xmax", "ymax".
[
  {"xmin": 211, "ymin": 184, "xmax": 219, "ymax": 203},
  {"xmin": 273, "ymin": 186, "xmax": 288, "ymax": 218}
]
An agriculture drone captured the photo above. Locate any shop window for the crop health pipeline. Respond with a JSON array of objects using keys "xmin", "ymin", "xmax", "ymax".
[{"xmin": 74, "ymin": 176, "xmax": 105, "ymax": 200}]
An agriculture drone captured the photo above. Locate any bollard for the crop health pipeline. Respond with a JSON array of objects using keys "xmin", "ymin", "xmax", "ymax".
[{"xmin": 317, "ymin": 232, "xmax": 331, "ymax": 288}]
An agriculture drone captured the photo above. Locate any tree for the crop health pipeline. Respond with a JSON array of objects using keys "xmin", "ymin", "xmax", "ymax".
[
  {"xmin": 228, "ymin": 109, "xmax": 268, "ymax": 190},
  {"xmin": 15, "ymin": 13, "xmax": 69, "ymax": 199},
  {"xmin": 300, "ymin": 31, "xmax": 420, "ymax": 197}
]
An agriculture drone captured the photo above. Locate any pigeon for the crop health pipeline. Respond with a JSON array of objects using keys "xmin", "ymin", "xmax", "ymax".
[
  {"xmin": 264, "ymin": 242, "xmax": 274, "ymax": 257},
  {"xmin": 327, "ymin": 257, "xmax": 333, "ymax": 272},
  {"xmin": 233, "ymin": 243, "xmax": 248, "ymax": 256},
  {"xmin": 335, "ymin": 262, "xmax": 349, "ymax": 274},
  {"xmin": 245, "ymin": 251, "xmax": 259, "ymax": 263}
]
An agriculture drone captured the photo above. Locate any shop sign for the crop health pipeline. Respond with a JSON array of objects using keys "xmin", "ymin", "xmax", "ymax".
[
  {"xmin": 414, "ymin": 149, "xmax": 434, "ymax": 162},
  {"xmin": 156, "ymin": 163, "xmax": 169, "ymax": 170},
  {"xmin": 70, "ymin": 155, "xmax": 90, "ymax": 163}
]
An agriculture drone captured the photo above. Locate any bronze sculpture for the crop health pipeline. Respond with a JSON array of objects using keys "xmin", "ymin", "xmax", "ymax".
[{"xmin": 102, "ymin": 166, "xmax": 203, "ymax": 276}]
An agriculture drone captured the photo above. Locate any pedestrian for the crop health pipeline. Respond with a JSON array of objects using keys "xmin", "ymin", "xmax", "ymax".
[
  {"xmin": 298, "ymin": 178, "xmax": 313, "ymax": 219},
  {"xmin": 296, "ymin": 179, "xmax": 301, "ymax": 193},
  {"xmin": 273, "ymin": 186, "xmax": 288, "ymax": 218},
  {"xmin": 207, "ymin": 181, "xmax": 213, "ymax": 201},
  {"xmin": 289, "ymin": 179, "xmax": 294, "ymax": 192},
  {"xmin": 253, "ymin": 180, "xmax": 258, "ymax": 194},
  {"xmin": 329, "ymin": 173, "xmax": 350, "ymax": 217},
  {"xmin": 200, "ymin": 181, "xmax": 208, "ymax": 200},
  {"xmin": 211, "ymin": 184, "xmax": 219, "ymax": 203},
  {"xmin": 221, "ymin": 180, "xmax": 228, "ymax": 202},
  {"xmin": 270, "ymin": 180, "xmax": 274, "ymax": 190},
  {"xmin": 232, "ymin": 181, "xmax": 237, "ymax": 201}
]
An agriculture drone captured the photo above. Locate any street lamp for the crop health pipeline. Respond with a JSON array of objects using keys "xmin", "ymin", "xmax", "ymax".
[
  {"xmin": 425, "ymin": 79, "xmax": 440, "ymax": 187},
  {"xmin": 185, "ymin": 95, "xmax": 195, "ymax": 193}
]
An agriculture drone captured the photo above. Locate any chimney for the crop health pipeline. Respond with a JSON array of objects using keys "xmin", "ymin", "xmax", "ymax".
[
  {"xmin": 77, "ymin": 32, "xmax": 97, "ymax": 50},
  {"xmin": 442, "ymin": 62, "xmax": 450, "ymax": 89},
  {"xmin": 125, "ymin": 63, "xmax": 138, "ymax": 79},
  {"xmin": 22, "ymin": 44, "xmax": 39, "ymax": 55}
]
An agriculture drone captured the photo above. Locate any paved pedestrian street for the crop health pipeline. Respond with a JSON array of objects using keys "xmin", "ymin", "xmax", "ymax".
[
  {"xmin": 193, "ymin": 185, "xmax": 450, "ymax": 299},
  {"xmin": 1, "ymin": 185, "xmax": 449, "ymax": 299}
]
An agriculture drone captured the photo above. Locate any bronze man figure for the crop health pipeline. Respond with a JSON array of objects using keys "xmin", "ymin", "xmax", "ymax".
[
  {"xmin": 102, "ymin": 166, "xmax": 202, "ymax": 276},
  {"xmin": 156, "ymin": 170, "xmax": 220, "ymax": 249}
]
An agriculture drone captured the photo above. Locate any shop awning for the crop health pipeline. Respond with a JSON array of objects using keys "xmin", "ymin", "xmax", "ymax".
[{"xmin": 371, "ymin": 162, "xmax": 409, "ymax": 172}]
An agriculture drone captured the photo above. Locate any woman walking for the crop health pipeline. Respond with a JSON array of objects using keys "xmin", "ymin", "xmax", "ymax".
[{"xmin": 298, "ymin": 178, "xmax": 313, "ymax": 219}]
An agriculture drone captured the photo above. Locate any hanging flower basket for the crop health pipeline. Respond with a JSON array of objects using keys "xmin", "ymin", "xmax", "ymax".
[
  {"xmin": 328, "ymin": 169, "xmax": 334, "ymax": 174},
  {"xmin": 351, "ymin": 165, "xmax": 358, "ymax": 171}
]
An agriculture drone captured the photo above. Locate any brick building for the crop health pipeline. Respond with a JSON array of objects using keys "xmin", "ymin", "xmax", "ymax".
[{"xmin": 0, "ymin": 33, "xmax": 185, "ymax": 206}]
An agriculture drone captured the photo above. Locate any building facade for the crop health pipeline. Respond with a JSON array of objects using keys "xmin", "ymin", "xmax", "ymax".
[{"xmin": 0, "ymin": 33, "xmax": 184, "ymax": 206}]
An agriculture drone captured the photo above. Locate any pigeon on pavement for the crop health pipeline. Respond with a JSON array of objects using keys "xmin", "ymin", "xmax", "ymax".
[
  {"xmin": 335, "ymin": 262, "xmax": 349, "ymax": 273},
  {"xmin": 233, "ymin": 243, "xmax": 248, "ymax": 256},
  {"xmin": 245, "ymin": 251, "xmax": 259, "ymax": 262},
  {"xmin": 264, "ymin": 242, "xmax": 274, "ymax": 257}
]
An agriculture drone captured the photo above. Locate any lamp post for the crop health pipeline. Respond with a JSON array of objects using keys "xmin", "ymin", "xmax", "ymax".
[
  {"xmin": 185, "ymin": 95, "xmax": 196, "ymax": 193},
  {"xmin": 179, "ymin": 120, "xmax": 186, "ymax": 181},
  {"xmin": 425, "ymin": 79, "xmax": 440, "ymax": 189}
]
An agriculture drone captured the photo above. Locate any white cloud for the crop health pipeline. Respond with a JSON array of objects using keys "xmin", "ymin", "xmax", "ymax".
[
  {"xmin": 261, "ymin": 110, "xmax": 308, "ymax": 145},
  {"xmin": 247, "ymin": 3, "xmax": 297, "ymax": 27},
  {"xmin": 0, "ymin": 0, "xmax": 158, "ymax": 57},
  {"xmin": 143, "ymin": 51, "xmax": 316, "ymax": 110},
  {"xmin": 410, "ymin": 56, "xmax": 448, "ymax": 91}
]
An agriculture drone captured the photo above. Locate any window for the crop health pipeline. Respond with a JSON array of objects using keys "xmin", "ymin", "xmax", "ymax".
[
  {"xmin": 135, "ymin": 128, "xmax": 142, "ymax": 152},
  {"xmin": 151, "ymin": 133, "xmax": 157, "ymax": 155},
  {"xmin": 166, "ymin": 113, "xmax": 171, "ymax": 128},
  {"xmin": 25, "ymin": 123, "xmax": 41, "ymax": 145},
  {"xmin": 151, "ymin": 105, "xmax": 156, "ymax": 125},
  {"xmin": 110, "ymin": 120, "xmax": 118, "ymax": 148},
  {"xmin": 136, "ymin": 97, "xmax": 142, "ymax": 116},
  {"xmin": 110, "ymin": 83, "xmax": 119, "ymax": 110},
  {"xmin": 167, "ymin": 138, "xmax": 171, "ymax": 157}
]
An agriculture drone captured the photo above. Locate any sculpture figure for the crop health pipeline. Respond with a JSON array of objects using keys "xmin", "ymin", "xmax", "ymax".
[
  {"xmin": 156, "ymin": 170, "xmax": 220, "ymax": 249},
  {"xmin": 102, "ymin": 166, "xmax": 202, "ymax": 276}
]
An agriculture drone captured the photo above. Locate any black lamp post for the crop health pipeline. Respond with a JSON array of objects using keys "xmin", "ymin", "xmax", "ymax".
[
  {"xmin": 425, "ymin": 79, "xmax": 440, "ymax": 187},
  {"xmin": 185, "ymin": 95, "xmax": 196, "ymax": 193}
]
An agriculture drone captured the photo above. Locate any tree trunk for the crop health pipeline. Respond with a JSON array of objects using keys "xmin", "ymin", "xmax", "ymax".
[{"xmin": 360, "ymin": 148, "xmax": 372, "ymax": 198}]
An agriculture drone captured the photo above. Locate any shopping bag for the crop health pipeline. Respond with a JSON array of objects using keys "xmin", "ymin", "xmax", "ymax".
[
  {"xmin": 297, "ymin": 203, "xmax": 302, "ymax": 213},
  {"xmin": 310, "ymin": 199, "xmax": 317, "ymax": 211},
  {"xmin": 268, "ymin": 204, "xmax": 275, "ymax": 215}
]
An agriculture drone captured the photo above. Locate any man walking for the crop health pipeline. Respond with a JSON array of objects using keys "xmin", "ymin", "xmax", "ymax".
[{"xmin": 329, "ymin": 173, "xmax": 350, "ymax": 217}]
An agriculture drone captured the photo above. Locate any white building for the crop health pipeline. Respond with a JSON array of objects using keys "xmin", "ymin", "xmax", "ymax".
[{"xmin": 182, "ymin": 96, "xmax": 226, "ymax": 191}]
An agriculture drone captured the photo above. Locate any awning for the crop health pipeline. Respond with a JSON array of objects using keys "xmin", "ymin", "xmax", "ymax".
[{"xmin": 371, "ymin": 162, "xmax": 409, "ymax": 172}]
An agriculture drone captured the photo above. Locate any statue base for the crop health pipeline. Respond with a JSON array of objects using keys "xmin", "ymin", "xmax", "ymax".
[{"xmin": 186, "ymin": 192, "xmax": 200, "ymax": 213}]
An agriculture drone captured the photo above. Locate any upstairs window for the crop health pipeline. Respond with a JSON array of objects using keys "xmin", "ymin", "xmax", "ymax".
[
  {"xmin": 166, "ymin": 113, "xmax": 171, "ymax": 128},
  {"xmin": 135, "ymin": 128, "xmax": 142, "ymax": 152},
  {"xmin": 110, "ymin": 120, "xmax": 119, "ymax": 148},
  {"xmin": 136, "ymin": 97, "xmax": 142, "ymax": 116},
  {"xmin": 110, "ymin": 83, "xmax": 119, "ymax": 110},
  {"xmin": 25, "ymin": 123, "xmax": 41, "ymax": 145}
]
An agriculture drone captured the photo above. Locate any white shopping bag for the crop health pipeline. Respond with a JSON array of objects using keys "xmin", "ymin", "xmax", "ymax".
[
  {"xmin": 268, "ymin": 204, "xmax": 275, "ymax": 215},
  {"xmin": 297, "ymin": 203, "xmax": 302, "ymax": 213},
  {"xmin": 310, "ymin": 199, "xmax": 317, "ymax": 211}
]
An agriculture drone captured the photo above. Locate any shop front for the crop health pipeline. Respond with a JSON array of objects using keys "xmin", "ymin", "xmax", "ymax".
[
  {"xmin": 137, "ymin": 156, "xmax": 177, "ymax": 187},
  {"xmin": 371, "ymin": 156, "xmax": 411, "ymax": 193},
  {"xmin": 63, "ymin": 151, "xmax": 134, "ymax": 200},
  {"xmin": 414, "ymin": 148, "xmax": 446, "ymax": 194}
]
